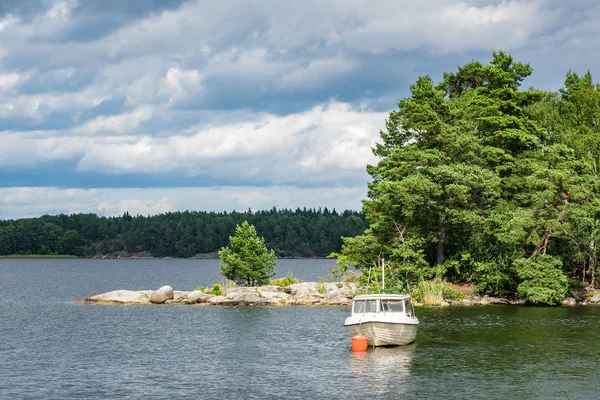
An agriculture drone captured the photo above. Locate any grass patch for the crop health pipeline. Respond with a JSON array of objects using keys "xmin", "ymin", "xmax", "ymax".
[
  {"xmin": 195, "ymin": 282, "xmax": 229, "ymax": 296},
  {"xmin": 271, "ymin": 271, "xmax": 303, "ymax": 287},
  {"xmin": 413, "ymin": 279, "xmax": 465, "ymax": 305}
]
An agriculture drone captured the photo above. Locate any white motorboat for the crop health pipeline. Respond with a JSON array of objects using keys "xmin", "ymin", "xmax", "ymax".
[
  {"xmin": 345, "ymin": 293, "xmax": 418, "ymax": 346},
  {"xmin": 345, "ymin": 259, "xmax": 419, "ymax": 346}
]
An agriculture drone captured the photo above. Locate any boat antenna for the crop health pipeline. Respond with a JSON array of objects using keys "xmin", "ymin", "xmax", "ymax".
[{"xmin": 382, "ymin": 258, "xmax": 385, "ymax": 294}]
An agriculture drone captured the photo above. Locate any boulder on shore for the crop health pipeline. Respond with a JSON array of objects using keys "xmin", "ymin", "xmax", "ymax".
[
  {"xmin": 589, "ymin": 293, "xmax": 600, "ymax": 303},
  {"xmin": 562, "ymin": 297, "xmax": 577, "ymax": 306},
  {"xmin": 150, "ymin": 286, "xmax": 174, "ymax": 304},
  {"xmin": 76, "ymin": 290, "xmax": 150, "ymax": 305}
]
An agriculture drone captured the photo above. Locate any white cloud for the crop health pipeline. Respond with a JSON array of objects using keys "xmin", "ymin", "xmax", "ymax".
[
  {"xmin": 0, "ymin": 102, "xmax": 384, "ymax": 185},
  {"xmin": 74, "ymin": 106, "xmax": 155, "ymax": 135},
  {"xmin": 0, "ymin": 73, "xmax": 23, "ymax": 90},
  {"xmin": 0, "ymin": 186, "xmax": 366, "ymax": 219},
  {"xmin": 73, "ymin": 102, "xmax": 385, "ymax": 183},
  {"xmin": 162, "ymin": 67, "xmax": 203, "ymax": 105},
  {"xmin": 0, "ymin": 14, "xmax": 18, "ymax": 33}
]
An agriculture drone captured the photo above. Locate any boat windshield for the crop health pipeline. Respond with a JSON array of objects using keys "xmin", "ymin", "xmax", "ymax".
[
  {"xmin": 353, "ymin": 300, "xmax": 377, "ymax": 314},
  {"xmin": 380, "ymin": 300, "xmax": 404, "ymax": 313}
]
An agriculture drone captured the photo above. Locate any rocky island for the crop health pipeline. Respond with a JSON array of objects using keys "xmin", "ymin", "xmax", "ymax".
[{"xmin": 76, "ymin": 282, "xmax": 360, "ymax": 306}]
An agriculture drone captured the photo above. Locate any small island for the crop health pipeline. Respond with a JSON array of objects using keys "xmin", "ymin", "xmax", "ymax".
[
  {"xmin": 76, "ymin": 282, "xmax": 359, "ymax": 306},
  {"xmin": 76, "ymin": 220, "xmax": 600, "ymax": 307}
]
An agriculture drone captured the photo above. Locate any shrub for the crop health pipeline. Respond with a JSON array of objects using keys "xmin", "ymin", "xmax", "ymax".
[
  {"xmin": 271, "ymin": 271, "xmax": 302, "ymax": 287},
  {"xmin": 212, "ymin": 283, "xmax": 222, "ymax": 296},
  {"xmin": 317, "ymin": 282, "xmax": 327, "ymax": 295},
  {"xmin": 474, "ymin": 261, "xmax": 513, "ymax": 296},
  {"xmin": 442, "ymin": 282, "xmax": 465, "ymax": 301},
  {"xmin": 515, "ymin": 255, "xmax": 568, "ymax": 305}
]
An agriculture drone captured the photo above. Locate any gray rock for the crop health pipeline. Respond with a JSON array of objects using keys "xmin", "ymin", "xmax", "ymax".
[
  {"xmin": 461, "ymin": 299, "xmax": 472, "ymax": 306},
  {"xmin": 562, "ymin": 297, "xmax": 577, "ymax": 306},
  {"xmin": 184, "ymin": 291, "xmax": 213, "ymax": 304},
  {"xmin": 83, "ymin": 290, "xmax": 150, "ymax": 304},
  {"xmin": 485, "ymin": 297, "xmax": 510, "ymax": 305},
  {"xmin": 150, "ymin": 285, "xmax": 174, "ymax": 304},
  {"xmin": 171, "ymin": 291, "xmax": 189, "ymax": 303},
  {"xmin": 256, "ymin": 285, "xmax": 282, "ymax": 293},
  {"xmin": 590, "ymin": 293, "xmax": 600, "ymax": 303},
  {"xmin": 260, "ymin": 291, "xmax": 289, "ymax": 300},
  {"xmin": 572, "ymin": 289, "xmax": 589, "ymax": 302},
  {"xmin": 288, "ymin": 282, "xmax": 319, "ymax": 296},
  {"xmin": 208, "ymin": 295, "xmax": 227, "ymax": 304},
  {"xmin": 221, "ymin": 292, "xmax": 268, "ymax": 306},
  {"xmin": 324, "ymin": 291, "xmax": 351, "ymax": 304},
  {"xmin": 440, "ymin": 301, "xmax": 450, "ymax": 307},
  {"xmin": 509, "ymin": 299, "xmax": 526, "ymax": 305},
  {"xmin": 225, "ymin": 287, "xmax": 257, "ymax": 297},
  {"xmin": 451, "ymin": 300, "xmax": 463, "ymax": 307}
]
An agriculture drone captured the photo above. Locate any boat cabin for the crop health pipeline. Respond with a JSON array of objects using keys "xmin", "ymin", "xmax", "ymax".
[{"xmin": 351, "ymin": 294, "xmax": 416, "ymax": 318}]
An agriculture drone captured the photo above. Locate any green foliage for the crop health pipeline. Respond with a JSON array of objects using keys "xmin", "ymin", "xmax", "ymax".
[
  {"xmin": 0, "ymin": 208, "xmax": 368, "ymax": 258},
  {"xmin": 219, "ymin": 221, "xmax": 277, "ymax": 287},
  {"xmin": 515, "ymin": 255, "xmax": 568, "ymax": 305},
  {"xmin": 271, "ymin": 271, "xmax": 303, "ymax": 287},
  {"xmin": 413, "ymin": 280, "xmax": 444, "ymax": 305},
  {"xmin": 474, "ymin": 261, "xmax": 514, "ymax": 296},
  {"xmin": 212, "ymin": 283, "xmax": 222, "ymax": 296},
  {"xmin": 442, "ymin": 283, "xmax": 465, "ymax": 301},
  {"xmin": 335, "ymin": 50, "xmax": 600, "ymax": 300},
  {"xmin": 317, "ymin": 282, "xmax": 327, "ymax": 295},
  {"xmin": 411, "ymin": 280, "xmax": 465, "ymax": 304}
]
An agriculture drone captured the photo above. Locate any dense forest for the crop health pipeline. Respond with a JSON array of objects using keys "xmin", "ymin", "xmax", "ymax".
[
  {"xmin": 0, "ymin": 208, "xmax": 368, "ymax": 258},
  {"xmin": 335, "ymin": 51, "xmax": 600, "ymax": 304}
]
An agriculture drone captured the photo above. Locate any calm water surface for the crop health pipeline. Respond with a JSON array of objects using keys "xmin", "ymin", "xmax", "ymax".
[{"xmin": 1, "ymin": 259, "xmax": 600, "ymax": 399}]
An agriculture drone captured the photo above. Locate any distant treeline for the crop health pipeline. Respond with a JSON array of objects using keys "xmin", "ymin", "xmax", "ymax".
[{"xmin": 0, "ymin": 208, "xmax": 369, "ymax": 258}]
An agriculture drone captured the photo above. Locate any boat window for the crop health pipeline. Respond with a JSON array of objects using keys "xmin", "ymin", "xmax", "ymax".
[
  {"xmin": 381, "ymin": 300, "xmax": 404, "ymax": 313},
  {"xmin": 364, "ymin": 300, "xmax": 377, "ymax": 313},
  {"xmin": 405, "ymin": 300, "xmax": 413, "ymax": 317},
  {"xmin": 353, "ymin": 299, "xmax": 378, "ymax": 313},
  {"xmin": 353, "ymin": 300, "xmax": 365, "ymax": 314}
]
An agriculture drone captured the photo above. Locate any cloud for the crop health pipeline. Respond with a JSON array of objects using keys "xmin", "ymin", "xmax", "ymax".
[
  {"xmin": 0, "ymin": 186, "xmax": 366, "ymax": 219},
  {"xmin": 0, "ymin": 101, "xmax": 384, "ymax": 186},
  {"xmin": 72, "ymin": 101, "xmax": 385, "ymax": 184},
  {"xmin": 1, "ymin": 0, "xmax": 600, "ymax": 218},
  {"xmin": 74, "ymin": 106, "xmax": 154, "ymax": 135},
  {"xmin": 0, "ymin": 72, "xmax": 23, "ymax": 90}
]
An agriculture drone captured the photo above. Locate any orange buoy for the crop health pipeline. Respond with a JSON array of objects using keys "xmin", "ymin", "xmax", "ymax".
[{"xmin": 352, "ymin": 334, "xmax": 368, "ymax": 352}]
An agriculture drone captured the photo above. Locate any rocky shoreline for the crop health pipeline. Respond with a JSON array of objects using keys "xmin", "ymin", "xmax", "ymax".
[
  {"xmin": 76, "ymin": 283, "xmax": 600, "ymax": 307},
  {"xmin": 76, "ymin": 282, "xmax": 360, "ymax": 306}
]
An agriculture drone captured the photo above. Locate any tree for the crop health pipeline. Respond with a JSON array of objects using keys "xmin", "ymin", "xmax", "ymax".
[
  {"xmin": 219, "ymin": 221, "xmax": 276, "ymax": 286},
  {"xmin": 337, "ymin": 51, "xmax": 593, "ymax": 300},
  {"xmin": 515, "ymin": 255, "xmax": 568, "ymax": 305}
]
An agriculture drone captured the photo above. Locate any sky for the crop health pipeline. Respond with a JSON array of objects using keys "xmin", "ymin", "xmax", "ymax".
[{"xmin": 1, "ymin": 0, "xmax": 600, "ymax": 220}]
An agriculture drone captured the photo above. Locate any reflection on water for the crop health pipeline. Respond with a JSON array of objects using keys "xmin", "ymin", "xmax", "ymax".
[{"xmin": 349, "ymin": 344, "xmax": 416, "ymax": 396}]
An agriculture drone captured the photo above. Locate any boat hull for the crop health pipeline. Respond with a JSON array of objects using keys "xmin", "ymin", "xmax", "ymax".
[{"xmin": 345, "ymin": 322, "xmax": 417, "ymax": 346}]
